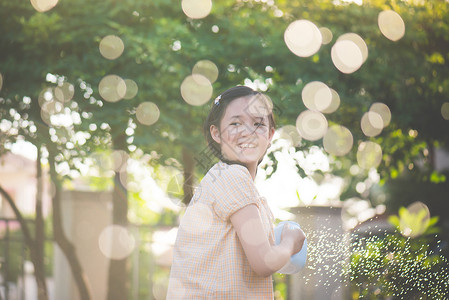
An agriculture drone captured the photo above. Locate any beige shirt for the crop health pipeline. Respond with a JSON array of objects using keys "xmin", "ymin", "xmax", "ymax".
[{"xmin": 167, "ymin": 162, "xmax": 275, "ymax": 299}]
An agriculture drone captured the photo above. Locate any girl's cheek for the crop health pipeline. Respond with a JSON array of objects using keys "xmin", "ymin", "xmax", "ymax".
[{"xmin": 255, "ymin": 127, "xmax": 268, "ymax": 135}]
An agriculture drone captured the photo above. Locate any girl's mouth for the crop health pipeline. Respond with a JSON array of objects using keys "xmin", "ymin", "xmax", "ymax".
[{"xmin": 238, "ymin": 143, "xmax": 257, "ymax": 149}]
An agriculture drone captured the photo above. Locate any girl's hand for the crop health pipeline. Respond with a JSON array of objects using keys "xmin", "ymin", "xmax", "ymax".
[{"xmin": 280, "ymin": 222, "xmax": 306, "ymax": 255}]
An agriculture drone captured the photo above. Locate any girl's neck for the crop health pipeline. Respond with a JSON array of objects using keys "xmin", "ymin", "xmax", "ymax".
[{"xmin": 246, "ymin": 163, "xmax": 257, "ymax": 180}]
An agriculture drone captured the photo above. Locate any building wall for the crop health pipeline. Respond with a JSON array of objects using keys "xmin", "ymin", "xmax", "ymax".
[
  {"xmin": 0, "ymin": 152, "xmax": 52, "ymax": 217},
  {"xmin": 53, "ymin": 190, "xmax": 112, "ymax": 300}
]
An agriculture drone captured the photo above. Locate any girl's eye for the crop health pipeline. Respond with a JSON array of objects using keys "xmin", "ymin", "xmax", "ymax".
[
  {"xmin": 230, "ymin": 122, "xmax": 240, "ymax": 126},
  {"xmin": 255, "ymin": 122, "xmax": 266, "ymax": 127}
]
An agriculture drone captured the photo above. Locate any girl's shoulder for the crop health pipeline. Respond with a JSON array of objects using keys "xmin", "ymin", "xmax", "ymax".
[{"xmin": 206, "ymin": 161, "xmax": 251, "ymax": 184}]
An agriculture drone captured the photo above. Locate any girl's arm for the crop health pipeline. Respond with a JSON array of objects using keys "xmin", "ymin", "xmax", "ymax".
[{"xmin": 230, "ymin": 204, "xmax": 305, "ymax": 277}]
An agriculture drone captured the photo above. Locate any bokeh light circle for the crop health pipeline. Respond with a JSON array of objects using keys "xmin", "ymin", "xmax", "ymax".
[
  {"xmin": 99, "ymin": 35, "xmax": 125, "ymax": 60},
  {"xmin": 110, "ymin": 150, "xmax": 129, "ymax": 172},
  {"xmin": 38, "ymin": 87, "xmax": 54, "ymax": 107},
  {"xmin": 284, "ymin": 20, "xmax": 322, "ymax": 57},
  {"xmin": 30, "ymin": 0, "xmax": 58, "ymax": 12},
  {"xmin": 302, "ymin": 81, "xmax": 332, "ymax": 112},
  {"xmin": 99, "ymin": 75, "xmax": 127, "ymax": 102},
  {"xmin": 400, "ymin": 201, "xmax": 431, "ymax": 238},
  {"xmin": 40, "ymin": 98, "xmax": 64, "ymax": 115},
  {"xmin": 296, "ymin": 110, "xmax": 328, "ymax": 141},
  {"xmin": 181, "ymin": 0, "xmax": 212, "ymax": 19},
  {"xmin": 278, "ymin": 125, "xmax": 302, "ymax": 147},
  {"xmin": 180, "ymin": 74, "xmax": 213, "ymax": 106},
  {"xmin": 98, "ymin": 225, "xmax": 136, "ymax": 260},
  {"xmin": 340, "ymin": 33, "xmax": 368, "ymax": 62},
  {"xmin": 321, "ymin": 88, "xmax": 340, "ymax": 114},
  {"xmin": 441, "ymin": 102, "xmax": 449, "ymax": 120},
  {"xmin": 361, "ymin": 111, "xmax": 383, "ymax": 137},
  {"xmin": 54, "ymin": 82, "xmax": 75, "ymax": 103},
  {"xmin": 370, "ymin": 102, "xmax": 391, "ymax": 127},
  {"xmin": 123, "ymin": 79, "xmax": 138, "ymax": 99},
  {"xmin": 136, "ymin": 102, "xmax": 160, "ymax": 126},
  {"xmin": 319, "ymin": 27, "xmax": 333, "ymax": 45},
  {"xmin": 331, "ymin": 33, "xmax": 368, "ymax": 74},
  {"xmin": 357, "ymin": 141, "xmax": 382, "ymax": 169},
  {"xmin": 323, "ymin": 125, "xmax": 353, "ymax": 156},
  {"xmin": 192, "ymin": 60, "xmax": 219, "ymax": 84},
  {"xmin": 378, "ymin": 10, "xmax": 405, "ymax": 42}
]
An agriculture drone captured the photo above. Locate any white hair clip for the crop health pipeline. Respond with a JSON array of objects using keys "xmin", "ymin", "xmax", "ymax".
[{"xmin": 214, "ymin": 95, "xmax": 221, "ymax": 105}]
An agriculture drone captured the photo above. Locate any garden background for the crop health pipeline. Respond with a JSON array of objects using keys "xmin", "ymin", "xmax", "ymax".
[{"xmin": 0, "ymin": 0, "xmax": 448, "ymax": 299}]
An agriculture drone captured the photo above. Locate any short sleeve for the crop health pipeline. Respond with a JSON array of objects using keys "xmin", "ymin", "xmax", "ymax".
[{"xmin": 211, "ymin": 164, "xmax": 260, "ymax": 221}]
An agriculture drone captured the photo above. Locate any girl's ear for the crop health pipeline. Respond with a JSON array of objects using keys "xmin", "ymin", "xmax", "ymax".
[
  {"xmin": 268, "ymin": 127, "xmax": 275, "ymax": 142},
  {"xmin": 210, "ymin": 125, "xmax": 221, "ymax": 144}
]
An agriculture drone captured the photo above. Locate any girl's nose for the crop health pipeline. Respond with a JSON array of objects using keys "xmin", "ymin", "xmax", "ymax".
[{"xmin": 238, "ymin": 123, "xmax": 253, "ymax": 137}]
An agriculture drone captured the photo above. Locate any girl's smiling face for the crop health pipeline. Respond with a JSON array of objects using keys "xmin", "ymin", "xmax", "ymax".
[{"xmin": 210, "ymin": 95, "xmax": 275, "ymax": 169}]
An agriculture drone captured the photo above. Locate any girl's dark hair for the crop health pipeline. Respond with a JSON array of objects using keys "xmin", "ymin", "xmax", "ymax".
[{"xmin": 203, "ymin": 85, "xmax": 276, "ymax": 161}]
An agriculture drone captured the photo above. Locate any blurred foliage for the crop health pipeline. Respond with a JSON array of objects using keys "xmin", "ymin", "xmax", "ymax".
[{"xmin": 0, "ymin": 219, "xmax": 53, "ymax": 282}]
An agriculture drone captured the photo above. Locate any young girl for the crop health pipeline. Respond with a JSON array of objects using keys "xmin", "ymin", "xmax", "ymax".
[{"xmin": 166, "ymin": 86, "xmax": 306, "ymax": 299}]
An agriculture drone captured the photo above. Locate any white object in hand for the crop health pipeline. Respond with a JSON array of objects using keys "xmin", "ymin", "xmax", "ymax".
[{"xmin": 274, "ymin": 221, "xmax": 307, "ymax": 274}]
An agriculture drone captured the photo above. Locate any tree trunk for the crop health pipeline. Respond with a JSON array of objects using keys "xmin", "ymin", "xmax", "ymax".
[
  {"xmin": 47, "ymin": 153, "xmax": 92, "ymax": 300},
  {"xmin": 0, "ymin": 185, "xmax": 48, "ymax": 300},
  {"xmin": 107, "ymin": 134, "xmax": 129, "ymax": 300},
  {"xmin": 35, "ymin": 150, "xmax": 48, "ymax": 300},
  {"xmin": 182, "ymin": 147, "xmax": 195, "ymax": 205}
]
